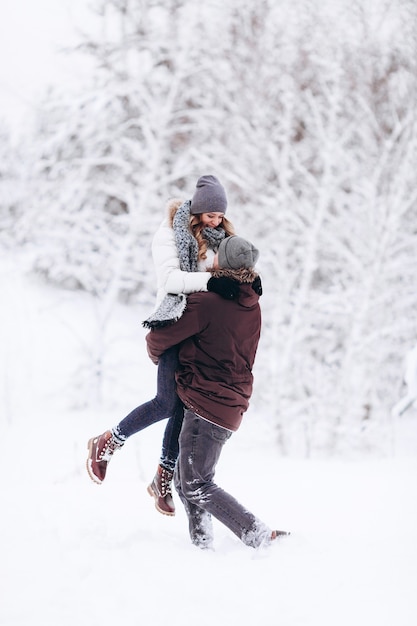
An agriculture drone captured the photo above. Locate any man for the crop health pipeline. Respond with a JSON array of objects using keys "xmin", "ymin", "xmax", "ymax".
[{"xmin": 146, "ymin": 235, "xmax": 288, "ymax": 549}]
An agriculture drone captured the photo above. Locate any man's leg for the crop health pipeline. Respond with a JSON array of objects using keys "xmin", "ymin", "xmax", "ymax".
[
  {"xmin": 174, "ymin": 411, "xmax": 214, "ymax": 549},
  {"xmin": 175, "ymin": 410, "xmax": 273, "ymax": 549}
]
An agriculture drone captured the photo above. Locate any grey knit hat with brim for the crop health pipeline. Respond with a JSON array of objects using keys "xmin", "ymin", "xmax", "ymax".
[
  {"xmin": 218, "ymin": 236, "xmax": 259, "ymax": 270},
  {"xmin": 190, "ymin": 175, "xmax": 227, "ymax": 215}
]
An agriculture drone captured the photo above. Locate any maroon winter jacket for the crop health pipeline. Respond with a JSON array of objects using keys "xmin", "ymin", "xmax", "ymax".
[{"xmin": 146, "ymin": 268, "xmax": 261, "ymax": 432}]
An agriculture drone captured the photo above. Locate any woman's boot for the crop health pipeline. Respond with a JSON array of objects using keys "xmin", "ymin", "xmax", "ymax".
[
  {"xmin": 86, "ymin": 430, "xmax": 124, "ymax": 484},
  {"xmin": 147, "ymin": 465, "xmax": 175, "ymax": 516}
]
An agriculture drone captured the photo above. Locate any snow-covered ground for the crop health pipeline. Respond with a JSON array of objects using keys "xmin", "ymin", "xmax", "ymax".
[{"xmin": 1, "ymin": 255, "xmax": 416, "ymax": 626}]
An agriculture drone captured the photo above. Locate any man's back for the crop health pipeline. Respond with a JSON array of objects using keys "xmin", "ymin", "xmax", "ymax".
[{"xmin": 146, "ymin": 273, "xmax": 261, "ymax": 431}]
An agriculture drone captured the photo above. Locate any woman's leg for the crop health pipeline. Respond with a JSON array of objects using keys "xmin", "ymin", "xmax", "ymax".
[
  {"xmin": 87, "ymin": 346, "xmax": 183, "ymax": 511},
  {"xmin": 158, "ymin": 399, "xmax": 184, "ymax": 472},
  {"xmin": 115, "ymin": 346, "xmax": 181, "ymax": 439},
  {"xmin": 117, "ymin": 345, "xmax": 184, "ymax": 516}
]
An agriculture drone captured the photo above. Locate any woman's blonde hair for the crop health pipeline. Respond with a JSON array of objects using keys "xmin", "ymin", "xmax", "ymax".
[{"xmin": 190, "ymin": 215, "xmax": 235, "ymax": 261}]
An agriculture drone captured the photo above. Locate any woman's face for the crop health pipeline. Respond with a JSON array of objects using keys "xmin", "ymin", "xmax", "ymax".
[{"xmin": 200, "ymin": 212, "xmax": 224, "ymax": 228}]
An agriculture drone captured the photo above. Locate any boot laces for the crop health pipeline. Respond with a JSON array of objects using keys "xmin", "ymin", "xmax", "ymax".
[
  {"xmin": 160, "ymin": 468, "xmax": 174, "ymax": 496},
  {"xmin": 99, "ymin": 435, "xmax": 122, "ymax": 462}
]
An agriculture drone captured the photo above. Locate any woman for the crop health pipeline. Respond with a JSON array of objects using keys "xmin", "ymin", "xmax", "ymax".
[{"xmin": 86, "ymin": 175, "xmax": 237, "ymax": 516}]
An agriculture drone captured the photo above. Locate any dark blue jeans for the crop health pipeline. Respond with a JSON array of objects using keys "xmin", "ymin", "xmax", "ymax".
[
  {"xmin": 116, "ymin": 346, "xmax": 184, "ymax": 472},
  {"xmin": 174, "ymin": 409, "xmax": 272, "ymax": 549}
]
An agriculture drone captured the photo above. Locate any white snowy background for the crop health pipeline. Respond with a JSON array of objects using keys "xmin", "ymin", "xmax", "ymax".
[
  {"xmin": 1, "ymin": 252, "xmax": 416, "ymax": 626},
  {"xmin": 0, "ymin": 0, "xmax": 93, "ymax": 130},
  {"xmin": 1, "ymin": 1, "xmax": 417, "ymax": 625}
]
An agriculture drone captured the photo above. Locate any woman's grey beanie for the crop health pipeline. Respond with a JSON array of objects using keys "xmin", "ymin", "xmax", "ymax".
[
  {"xmin": 190, "ymin": 175, "xmax": 227, "ymax": 215},
  {"xmin": 218, "ymin": 236, "xmax": 259, "ymax": 270}
]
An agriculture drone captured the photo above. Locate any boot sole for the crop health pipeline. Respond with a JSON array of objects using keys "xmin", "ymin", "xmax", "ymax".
[
  {"xmin": 86, "ymin": 438, "xmax": 103, "ymax": 485},
  {"xmin": 147, "ymin": 485, "xmax": 175, "ymax": 517}
]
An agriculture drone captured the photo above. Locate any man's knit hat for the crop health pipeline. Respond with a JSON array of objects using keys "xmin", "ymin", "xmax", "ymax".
[
  {"xmin": 190, "ymin": 175, "xmax": 227, "ymax": 215},
  {"xmin": 218, "ymin": 235, "xmax": 259, "ymax": 270}
]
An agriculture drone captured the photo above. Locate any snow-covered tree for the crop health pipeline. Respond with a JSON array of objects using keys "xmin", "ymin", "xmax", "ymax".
[
  {"xmin": 21, "ymin": 0, "xmax": 250, "ymax": 403},
  {"xmin": 7, "ymin": 0, "xmax": 417, "ymax": 447},
  {"xmin": 0, "ymin": 124, "xmax": 27, "ymax": 250}
]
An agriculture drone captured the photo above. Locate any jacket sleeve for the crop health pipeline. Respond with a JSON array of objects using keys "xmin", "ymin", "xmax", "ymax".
[
  {"xmin": 146, "ymin": 297, "xmax": 205, "ymax": 363},
  {"xmin": 152, "ymin": 223, "xmax": 211, "ymax": 295}
]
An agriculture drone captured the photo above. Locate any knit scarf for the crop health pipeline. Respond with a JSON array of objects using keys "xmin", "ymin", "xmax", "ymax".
[{"xmin": 143, "ymin": 200, "xmax": 226, "ymax": 329}]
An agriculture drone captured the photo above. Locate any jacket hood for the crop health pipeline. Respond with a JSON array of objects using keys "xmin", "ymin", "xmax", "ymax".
[
  {"xmin": 210, "ymin": 267, "xmax": 260, "ymax": 308},
  {"xmin": 209, "ymin": 267, "xmax": 258, "ymax": 284},
  {"xmin": 166, "ymin": 198, "xmax": 185, "ymax": 227}
]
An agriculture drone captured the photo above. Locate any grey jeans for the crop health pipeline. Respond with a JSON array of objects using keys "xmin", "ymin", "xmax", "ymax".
[{"xmin": 174, "ymin": 409, "xmax": 272, "ymax": 549}]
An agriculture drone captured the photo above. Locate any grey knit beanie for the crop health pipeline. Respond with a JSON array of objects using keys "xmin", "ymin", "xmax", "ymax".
[
  {"xmin": 190, "ymin": 175, "xmax": 227, "ymax": 215},
  {"xmin": 218, "ymin": 236, "xmax": 259, "ymax": 270}
]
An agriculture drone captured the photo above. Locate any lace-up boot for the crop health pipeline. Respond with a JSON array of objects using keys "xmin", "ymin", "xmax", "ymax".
[
  {"xmin": 86, "ymin": 430, "xmax": 124, "ymax": 484},
  {"xmin": 147, "ymin": 465, "xmax": 175, "ymax": 516}
]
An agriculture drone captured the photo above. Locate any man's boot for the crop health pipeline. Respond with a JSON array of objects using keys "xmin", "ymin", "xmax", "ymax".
[
  {"xmin": 147, "ymin": 465, "xmax": 175, "ymax": 516},
  {"xmin": 271, "ymin": 530, "xmax": 291, "ymax": 540},
  {"xmin": 86, "ymin": 430, "xmax": 124, "ymax": 484}
]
